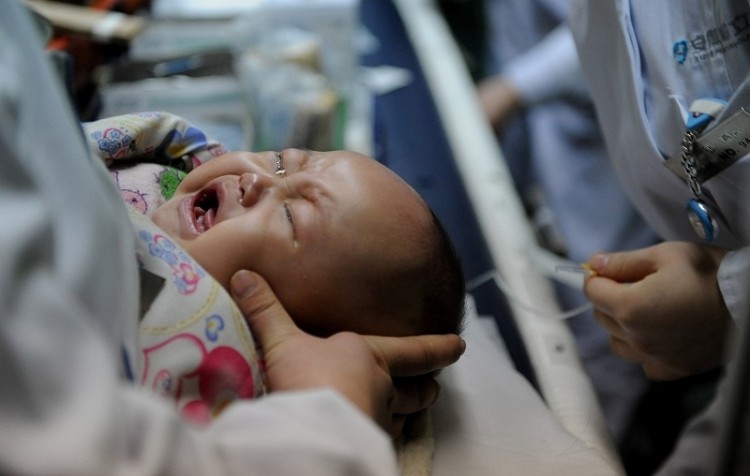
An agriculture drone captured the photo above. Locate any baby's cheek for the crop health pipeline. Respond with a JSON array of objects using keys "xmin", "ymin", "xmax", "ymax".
[
  {"xmin": 151, "ymin": 204, "xmax": 175, "ymax": 235},
  {"xmin": 177, "ymin": 240, "xmax": 229, "ymax": 290},
  {"xmin": 199, "ymin": 231, "xmax": 275, "ymax": 292}
]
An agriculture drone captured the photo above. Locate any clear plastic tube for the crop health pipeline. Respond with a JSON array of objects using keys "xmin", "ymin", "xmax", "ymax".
[{"xmin": 467, "ymin": 269, "xmax": 593, "ymax": 320}]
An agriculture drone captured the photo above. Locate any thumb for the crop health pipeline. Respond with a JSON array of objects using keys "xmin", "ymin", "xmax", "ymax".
[
  {"xmin": 230, "ymin": 270, "xmax": 299, "ymax": 352},
  {"xmin": 587, "ymin": 249, "xmax": 656, "ymax": 283}
]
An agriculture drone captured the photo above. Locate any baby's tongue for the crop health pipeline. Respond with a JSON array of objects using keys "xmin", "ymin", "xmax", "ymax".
[{"xmin": 203, "ymin": 208, "xmax": 216, "ymax": 230}]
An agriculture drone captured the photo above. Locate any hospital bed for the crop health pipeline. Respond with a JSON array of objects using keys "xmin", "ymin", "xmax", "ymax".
[{"xmin": 365, "ymin": 1, "xmax": 625, "ymax": 474}]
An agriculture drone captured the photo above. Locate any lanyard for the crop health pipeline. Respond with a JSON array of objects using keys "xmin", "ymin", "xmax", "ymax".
[{"xmin": 681, "ymin": 99, "xmax": 726, "ymax": 242}]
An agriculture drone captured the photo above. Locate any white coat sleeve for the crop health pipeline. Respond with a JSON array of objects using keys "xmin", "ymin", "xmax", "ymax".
[
  {"xmin": 503, "ymin": 25, "xmax": 591, "ymax": 106},
  {"xmin": 718, "ymin": 247, "xmax": 750, "ymax": 327},
  {"xmin": 0, "ymin": 2, "xmax": 398, "ymax": 474}
]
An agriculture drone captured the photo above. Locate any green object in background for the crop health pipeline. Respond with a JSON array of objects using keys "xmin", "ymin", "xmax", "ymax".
[{"xmin": 160, "ymin": 167, "xmax": 187, "ymax": 200}]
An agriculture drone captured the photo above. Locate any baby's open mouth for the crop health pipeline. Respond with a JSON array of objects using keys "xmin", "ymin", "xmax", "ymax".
[{"xmin": 193, "ymin": 188, "xmax": 219, "ymax": 232}]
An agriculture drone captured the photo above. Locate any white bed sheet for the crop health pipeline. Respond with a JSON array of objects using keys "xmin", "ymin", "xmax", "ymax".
[{"xmin": 431, "ymin": 301, "xmax": 620, "ymax": 475}]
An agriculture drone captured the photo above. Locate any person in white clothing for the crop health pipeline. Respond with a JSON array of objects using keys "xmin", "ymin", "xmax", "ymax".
[
  {"xmin": 477, "ymin": 0, "xmax": 659, "ymax": 444},
  {"xmin": 570, "ymin": 0, "xmax": 750, "ymax": 473},
  {"xmin": 0, "ymin": 2, "xmax": 465, "ymax": 474}
]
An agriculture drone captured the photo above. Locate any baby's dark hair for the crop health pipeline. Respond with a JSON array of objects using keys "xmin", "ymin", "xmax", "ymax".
[{"xmin": 418, "ymin": 209, "xmax": 466, "ymax": 336}]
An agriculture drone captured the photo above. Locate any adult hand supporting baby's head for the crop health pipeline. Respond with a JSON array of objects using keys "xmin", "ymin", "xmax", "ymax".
[{"xmin": 230, "ymin": 269, "xmax": 465, "ymax": 438}]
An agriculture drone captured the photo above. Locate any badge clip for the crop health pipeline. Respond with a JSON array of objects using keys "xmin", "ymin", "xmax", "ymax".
[{"xmin": 680, "ymin": 98, "xmax": 726, "ymax": 242}]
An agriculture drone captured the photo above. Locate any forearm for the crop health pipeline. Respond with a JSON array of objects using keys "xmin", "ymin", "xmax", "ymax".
[{"xmin": 503, "ymin": 25, "xmax": 589, "ymax": 106}]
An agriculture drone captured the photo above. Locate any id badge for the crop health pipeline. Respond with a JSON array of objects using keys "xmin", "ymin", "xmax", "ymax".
[{"xmin": 665, "ymin": 108, "xmax": 750, "ymax": 183}]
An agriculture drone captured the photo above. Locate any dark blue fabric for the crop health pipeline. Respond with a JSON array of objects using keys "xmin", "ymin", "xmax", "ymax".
[{"xmin": 360, "ymin": 0, "xmax": 537, "ymax": 389}]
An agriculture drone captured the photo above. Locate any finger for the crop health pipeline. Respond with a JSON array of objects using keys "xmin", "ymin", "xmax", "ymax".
[
  {"xmin": 587, "ymin": 248, "xmax": 658, "ymax": 283},
  {"xmin": 230, "ymin": 270, "xmax": 300, "ymax": 351},
  {"xmin": 391, "ymin": 377, "xmax": 440, "ymax": 415},
  {"xmin": 642, "ymin": 361, "xmax": 686, "ymax": 381},
  {"xmin": 591, "ymin": 308, "xmax": 627, "ymax": 340},
  {"xmin": 584, "ymin": 276, "xmax": 633, "ymax": 317},
  {"xmin": 609, "ymin": 334, "xmax": 643, "ymax": 363},
  {"xmin": 365, "ymin": 334, "xmax": 466, "ymax": 377}
]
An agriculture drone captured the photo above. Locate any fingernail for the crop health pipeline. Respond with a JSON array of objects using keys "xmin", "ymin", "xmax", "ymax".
[
  {"xmin": 589, "ymin": 253, "xmax": 609, "ymax": 272},
  {"xmin": 232, "ymin": 270, "xmax": 257, "ymax": 298},
  {"xmin": 459, "ymin": 337, "xmax": 467, "ymax": 354}
]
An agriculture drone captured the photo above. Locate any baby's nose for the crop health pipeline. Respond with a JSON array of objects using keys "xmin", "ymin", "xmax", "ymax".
[{"xmin": 239, "ymin": 172, "xmax": 274, "ymax": 207}]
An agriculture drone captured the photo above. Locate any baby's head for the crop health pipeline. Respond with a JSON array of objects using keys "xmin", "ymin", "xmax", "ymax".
[{"xmin": 152, "ymin": 149, "xmax": 465, "ymax": 337}]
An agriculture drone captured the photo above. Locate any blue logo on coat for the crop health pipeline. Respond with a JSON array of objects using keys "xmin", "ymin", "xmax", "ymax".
[{"xmin": 673, "ymin": 39, "xmax": 689, "ymax": 64}]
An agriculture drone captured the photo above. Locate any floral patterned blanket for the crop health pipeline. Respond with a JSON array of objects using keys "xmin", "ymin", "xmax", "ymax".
[{"xmin": 84, "ymin": 112, "xmax": 265, "ymax": 424}]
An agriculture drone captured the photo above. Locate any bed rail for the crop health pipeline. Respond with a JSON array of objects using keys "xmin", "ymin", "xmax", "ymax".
[{"xmin": 392, "ymin": 0, "xmax": 623, "ymax": 471}]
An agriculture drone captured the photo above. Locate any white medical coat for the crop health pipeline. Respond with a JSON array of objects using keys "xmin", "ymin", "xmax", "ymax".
[
  {"xmin": 0, "ymin": 2, "xmax": 397, "ymax": 474},
  {"xmin": 571, "ymin": 1, "xmax": 750, "ymax": 473},
  {"xmin": 571, "ymin": 0, "xmax": 750, "ymax": 323},
  {"xmin": 485, "ymin": 0, "xmax": 659, "ymax": 440}
]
